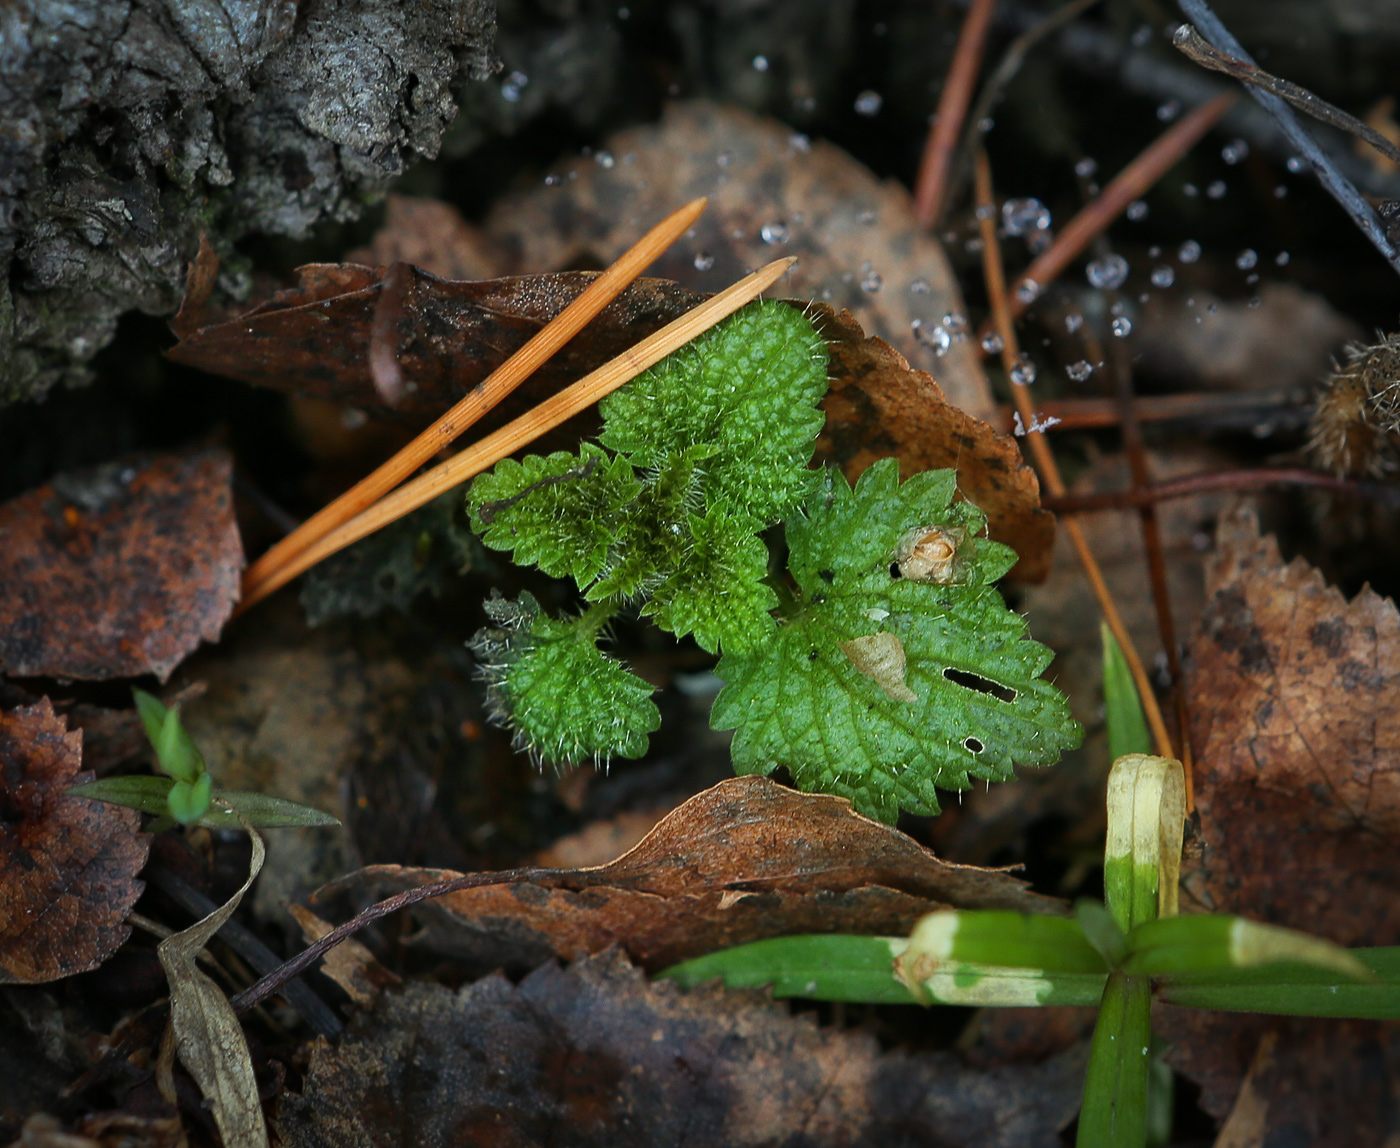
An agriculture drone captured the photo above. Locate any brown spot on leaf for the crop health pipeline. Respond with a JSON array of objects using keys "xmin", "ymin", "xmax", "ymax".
[
  {"xmin": 0, "ymin": 700, "xmax": 148, "ymax": 983},
  {"xmin": 0, "ymin": 451, "xmax": 242, "ymax": 682}
]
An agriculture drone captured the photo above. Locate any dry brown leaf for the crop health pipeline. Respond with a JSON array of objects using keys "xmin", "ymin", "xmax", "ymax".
[
  {"xmin": 276, "ymin": 949, "xmax": 1087, "ymax": 1148},
  {"xmin": 484, "ymin": 100, "xmax": 996, "ymax": 419},
  {"xmin": 288, "ymin": 904, "xmax": 399, "ymax": 1008},
  {"xmin": 1154, "ymin": 502, "xmax": 1400, "ymax": 1142},
  {"xmin": 156, "ymin": 811, "xmax": 267, "ymax": 1148},
  {"xmin": 315, "ymin": 776, "xmax": 1062, "ymax": 974},
  {"xmin": 0, "ymin": 451, "xmax": 242, "ymax": 682},
  {"xmin": 0, "ymin": 701, "xmax": 149, "ymax": 984},
  {"xmin": 345, "ymin": 194, "xmax": 504, "ymax": 281}
]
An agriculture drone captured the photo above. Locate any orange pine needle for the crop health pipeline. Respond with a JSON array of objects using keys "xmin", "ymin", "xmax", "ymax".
[
  {"xmin": 973, "ymin": 151, "xmax": 1182, "ymax": 782},
  {"xmin": 241, "ymin": 196, "xmax": 708, "ymax": 602},
  {"xmin": 913, "ymin": 0, "xmax": 1000, "ymax": 228},
  {"xmin": 235, "ymin": 256, "xmax": 798, "ymax": 613}
]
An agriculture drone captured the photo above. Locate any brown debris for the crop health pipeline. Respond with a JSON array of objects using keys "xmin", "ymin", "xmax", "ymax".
[
  {"xmin": 0, "ymin": 701, "xmax": 149, "ymax": 984},
  {"xmin": 315, "ymin": 776, "xmax": 1062, "ymax": 974},
  {"xmin": 1155, "ymin": 502, "xmax": 1400, "ymax": 1142},
  {"xmin": 0, "ymin": 451, "xmax": 242, "ymax": 682},
  {"xmin": 276, "ymin": 949, "xmax": 1088, "ymax": 1148}
]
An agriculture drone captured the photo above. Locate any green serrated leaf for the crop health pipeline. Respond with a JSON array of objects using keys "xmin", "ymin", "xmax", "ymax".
[
  {"xmin": 712, "ymin": 459, "xmax": 1082, "ymax": 823},
  {"xmin": 469, "ymin": 592, "xmax": 660, "ymax": 767},
  {"xmin": 599, "ymin": 299, "xmax": 829, "ymax": 524},
  {"xmin": 469, "ymin": 443, "xmax": 641, "ymax": 589},
  {"xmin": 642, "ymin": 509, "xmax": 777, "ymax": 653}
]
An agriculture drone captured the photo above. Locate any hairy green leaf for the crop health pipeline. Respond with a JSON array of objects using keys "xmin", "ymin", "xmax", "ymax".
[
  {"xmin": 712, "ymin": 460, "xmax": 1081, "ymax": 822},
  {"xmin": 469, "ymin": 443, "xmax": 641, "ymax": 589},
  {"xmin": 599, "ymin": 299, "xmax": 829, "ymax": 523},
  {"xmin": 469, "ymin": 592, "xmax": 660, "ymax": 767}
]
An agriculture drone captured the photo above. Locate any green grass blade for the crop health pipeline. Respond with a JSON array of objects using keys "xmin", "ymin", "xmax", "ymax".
[
  {"xmin": 1078, "ymin": 971, "xmax": 1152, "ymax": 1148},
  {"xmin": 1156, "ymin": 946, "xmax": 1400, "ymax": 1018},
  {"xmin": 658, "ymin": 934, "xmax": 919, "ymax": 1003},
  {"xmin": 1102, "ymin": 623, "xmax": 1150, "ymax": 761}
]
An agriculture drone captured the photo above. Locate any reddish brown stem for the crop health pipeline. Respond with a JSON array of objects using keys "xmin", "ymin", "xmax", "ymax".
[{"xmin": 1041, "ymin": 467, "xmax": 1398, "ymax": 513}]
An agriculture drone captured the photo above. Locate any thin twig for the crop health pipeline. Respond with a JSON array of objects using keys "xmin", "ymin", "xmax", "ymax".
[
  {"xmin": 236, "ymin": 257, "xmax": 798, "ymax": 610},
  {"xmin": 996, "ymin": 390, "xmax": 1309, "ymax": 433},
  {"xmin": 240, "ymin": 197, "xmax": 708, "ymax": 605},
  {"xmin": 948, "ymin": 0, "xmax": 1105, "ymax": 212},
  {"xmin": 975, "ymin": 92, "xmax": 1234, "ymax": 347},
  {"xmin": 974, "ymin": 150, "xmax": 1178, "ymax": 768},
  {"xmin": 1172, "ymin": 25, "xmax": 1400, "ymax": 170},
  {"xmin": 1042, "ymin": 466, "xmax": 1400, "ymax": 513},
  {"xmin": 913, "ymin": 0, "xmax": 1000, "ymax": 228},
  {"xmin": 1174, "ymin": 0, "xmax": 1400, "ymax": 278}
]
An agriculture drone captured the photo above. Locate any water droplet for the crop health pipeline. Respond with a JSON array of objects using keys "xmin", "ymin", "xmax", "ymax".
[
  {"xmin": 1178, "ymin": 240, "xmax": 1201, "ymax": 263},
  {"xmin": 912, "ymin": 319, "xmax": 952, "ymax": 356},
  {"xmin": 544, "ymin": 173, "xmax": 561, "ymax": 186},
  {"xmin": 942, "ymin": 312, "xmax": 970, "ymax": 339},
  {"xmin": 1222, "ymin": 139, "xmax": 1249, "ymax": 164},
  {"xmin": 1111, "ymin": 316, "xmax": 1133, "ymax": 337},
  {"xmin": 716, "ymin": 151, "xmax": 733, "ymax": 167},
  {"xmin": 1130, "ymin": 23, "xmax": 1153, "ymax": 46},
  {"xmin": 1126, "ymin": 200, "xmax": 1149, "ymax": 221},
  {"xmin": 788, "ymin": 132, "xmax": 811, "ymax": 153},
  {"xmin": 1275, "ymin": 251, "xmax": 1290, "ymax": 266},
  {"xmin": 693, "ymin": 252, "xmax": 715, "ymax": 271},
  {"xmin": 860, "ymin": 269, "xmax": 883, "ymax": 293},
  {"xmin": 1206, "ymin": 179, "xmax": 1226, "ymax": 199},
  {"xmin": 963, "ymin": 236, "xmax": 984, "ymax": 253},
  {"xmin": 1065, "ymin": 313, "xmax": 1084, "ymax": 333},
  {"xmin": 854, "ymin": 90, "xmax": 883, "ymax": 116},
  {"xmin": 1182, "ymin": 182, "xmax": 1199, "ymax": 197},
  {"xmin": 1015, "ymin": 278, "xmax": 1041, "ymax": 304},
  {"xmin": 752, "ymin": 54, "xmax": 769, "ymax": 71},
  {"xmin": 1150, "ymin": 264, "xmax": 1175, "ymax": 288},
  {"xmin": 501, "ymin": 71, "xmax": 529, "ymax": 102},
  {"xmin": 1009, "ymin": 353, "xmax": 1036, "ymax": 385},
  {"xmin": 594, "ymin": 150, "xmax": 615, "ymax": 169},
  {"xmin": 1235, "ymin": 248, "xmax": 1258, "ymax": 270},
  {"xmin": 910, "ymin": 278, "xmax": 931, "ymax": 293},
  {"xmin": 1156, "ymin": 99, "xmax": 1181, "ymax": 121},
  {"xmin": 1274, "ymin": 185, "xmax": 1289, "ymax": 198},
  {"xmin": 1148, "ymin": 245, "xmax": 1161, "ymax": 258},
  {"xmin": 1074, "ymin": 157, "xmax": 1098, "ymax": 178},
  {"xmin": 1086, "ymin": 254, "xmax": 1129, "ymax": 289},
  {"xmin": 1066, "ymin": 359, "xmax": 1094, "ymax": 382},
  {"xmin": 1286, "ymin": 155, "xmax": 1305, "ymax": 173},
  {"xmin": 1001, "ymin": 197, "xmax": 1051, "ymax": 236},
  {"xmin": 978, "ymin": 116, "xmax": 995, "ymax": 132},
  {"xmin": 760, "ymin": 221, "xmax": 789, "ymax": 245},
  {"xmin": 856, "ymin": 208, "xmax": 877, "ymax": 224},
  {"xmin": 981, "ymin": 332, "xmax": 1004, "ymax": 354}
]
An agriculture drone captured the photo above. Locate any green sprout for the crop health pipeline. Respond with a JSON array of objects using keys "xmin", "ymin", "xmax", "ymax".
[{"xmin": 70, "ymin": 689, "xmax": 339, "ymax": 831}]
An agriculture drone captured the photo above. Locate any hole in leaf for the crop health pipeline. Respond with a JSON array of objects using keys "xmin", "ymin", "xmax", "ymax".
[
  {"xmin": 942, "ymin": 667, "xmax": 1017, "ymax": 704},
  {"xmin": 963, "ymin": 736, "xmax": 985, "ymax": 753}
]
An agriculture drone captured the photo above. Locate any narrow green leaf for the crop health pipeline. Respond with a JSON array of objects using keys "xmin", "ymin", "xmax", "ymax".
[
  {"xmin": 1156, "ymin": 946, "xmax": 1400, "ymax": 1018},
  {"xmin": 167, "ymin": 773, "xmax": 212, "ymax": 825},
  {"xmin": 132, "ymin": 688, "xmax": 169, "ymax": 747},
  {"xmin": 206, "ymin": 791, "xmax": 341, "ymax": 829},
  {"xmin": 1102, "ymin": 623, "xmax": 1151, "ymax": 761},
  {"xmin": 69, "ymin": 774, "xmax": 178, "ymax": 817},
  {"xmin": 1126, "ymin": 915, "xmax": 1372, "ymax": 980},
  {"xmin": 1103, "ymin": 754, "xmax": 1185, "ymax": 933},
  {"xmin": 153, "ymin": 706, "xmax": 206, "ymax": 785},
  {"xmin": 658, "ymin": 934, "xmax": 919, "ymax": 1003},
  {"xmin": 1075, "ymin": 899, "xmax": 1128, "ymax": 969},
  {"xmin": 901, "ymin": 911, "xmax": 1109, "ymax": 974},
  {"xmin": 1078, "ymin": 971, "xmax": 1152, "ymax": 1148}
]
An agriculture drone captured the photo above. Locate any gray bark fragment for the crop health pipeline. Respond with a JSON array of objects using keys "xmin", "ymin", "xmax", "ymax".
[{"xmin": 1, "ymin": 0, "xmax": 498, "ymax": 406}]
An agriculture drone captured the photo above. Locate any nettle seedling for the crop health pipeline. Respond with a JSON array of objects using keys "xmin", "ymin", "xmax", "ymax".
[{"xmin": 466, "ymin": 299, "xmax": 1081, "ymax": 822}]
